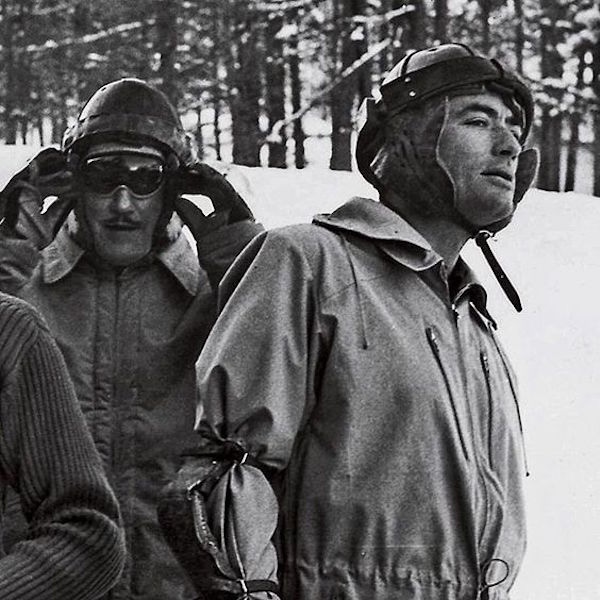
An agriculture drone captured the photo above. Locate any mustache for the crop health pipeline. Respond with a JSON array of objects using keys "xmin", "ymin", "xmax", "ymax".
[{"xmin": 102, "ymin": 217, "xmax": 142, "ymax": 228}]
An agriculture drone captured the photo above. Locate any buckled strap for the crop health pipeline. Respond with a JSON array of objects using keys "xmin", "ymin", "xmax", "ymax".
[
  {"xmin": 182, "ymin": 440, "xmax": 277, "ymax": 481},
  {"xmin": 208, "ymin": 577, "xmax": 280, "ymax": 596},
  {"xmin": 475, "ymin": 231, "xmax": 522, "ymax": 312}
]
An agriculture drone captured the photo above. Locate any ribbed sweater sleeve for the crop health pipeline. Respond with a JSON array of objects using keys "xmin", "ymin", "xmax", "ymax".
[{"xmin": 0, "ymin": 294, "xmax": 125, "ymax": 599}]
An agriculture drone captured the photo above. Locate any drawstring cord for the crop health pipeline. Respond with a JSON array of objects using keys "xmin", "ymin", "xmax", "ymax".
[
  {"xmin": 475, "ymin": 231, "xmax": 522, "ymax": 312},
  {"xmin": 479, "ymin": 557, "xmax": 509, "ymax": 600},
  {"xmin": 342, "ymin": 235, "xmax": 369, "ymax": 349}
]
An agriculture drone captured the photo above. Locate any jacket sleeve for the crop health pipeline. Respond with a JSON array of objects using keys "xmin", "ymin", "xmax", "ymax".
[
  {"xmin": 194, "ymin": 228, "xmax": 322, "ymax": 597},
  {"xmin": 0, "ymin": 234, "xmax": 39, "ymax": 296},
  {"xmin": 195, "ymin": 219, "xmax": 264, "ymax": 290},
  {"xmin": 0, "ymin": 309, "xmax": 125, "ymax": 599}
]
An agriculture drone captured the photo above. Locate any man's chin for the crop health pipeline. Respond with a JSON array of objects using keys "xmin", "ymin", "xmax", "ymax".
[
  {"xmin": 476, "ymin": 197, "xmax": 516, "ymax": 227},
  {"xmin": 96, "ymin": 246, "xmax": 151, "ymax": 267}
]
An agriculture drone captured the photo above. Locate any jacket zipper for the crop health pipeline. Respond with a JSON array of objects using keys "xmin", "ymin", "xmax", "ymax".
[
  {"xmin": 480, "ymin": 351, "xmax": 494, "ymax": 471},
  {"xmin": 426, "ymin": 327, "xmax": 470, "ymax": 462}
]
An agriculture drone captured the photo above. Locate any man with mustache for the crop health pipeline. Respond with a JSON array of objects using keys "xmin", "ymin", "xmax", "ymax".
[
  {"xmin": 0, "ymin": 78, "xmax": 262, "ymax": 599},
  {"xmin": 159, "ymin": 44, "xmax": 538, "ymax": 600}
]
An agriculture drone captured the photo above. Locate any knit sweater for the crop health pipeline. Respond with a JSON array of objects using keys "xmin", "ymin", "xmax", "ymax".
[{"xmin": 0, "ymin": 292, "xmax": 125, "ymax": 599}]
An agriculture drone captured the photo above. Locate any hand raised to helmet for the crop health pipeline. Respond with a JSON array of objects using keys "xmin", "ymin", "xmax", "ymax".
[
  {"xmin": 172, "ymin": 162, "xmax": 254, "ymax": 240},
  {"xmin": 0, "ymin": 147, "xmax": 75, "ymax": 248}
]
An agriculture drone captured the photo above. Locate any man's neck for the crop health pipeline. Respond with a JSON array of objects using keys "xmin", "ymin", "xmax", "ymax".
[
  {"xmin": 381, "ymin": 194, "xmax": 471, "ymax": 270},
  {"xmin": 407, "ymin": 213, "xmax": 470, "ymax": 271}
]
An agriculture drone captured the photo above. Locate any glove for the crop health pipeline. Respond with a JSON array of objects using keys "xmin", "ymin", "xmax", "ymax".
[
  {"xmin": 173, "ymin": 162, "xmax": 254, "ymax": 236},
  {"xmin": 0, "ymin": 147, "xmax": 75, "ymax": 248},
  {"xmin": 174, "ymin": 195, "xmax": 230, "ymax": 241}
]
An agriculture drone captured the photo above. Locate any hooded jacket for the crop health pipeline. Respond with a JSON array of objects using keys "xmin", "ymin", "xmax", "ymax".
[
  {"xmin": 195, "ymin": 197, "xmax": 528, "ymax": 600},
  {"xmin": 0, "ymin": 216, "xmax": 262, "ymax": 600}
]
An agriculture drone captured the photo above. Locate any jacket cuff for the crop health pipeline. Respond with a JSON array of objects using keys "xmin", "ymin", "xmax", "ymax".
[{"xmin": 196, "ymin": 220, "xmax": 264, "ymax": 289}]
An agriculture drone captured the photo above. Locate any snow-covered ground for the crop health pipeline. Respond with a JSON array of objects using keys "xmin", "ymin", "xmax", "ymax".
[{"xmin": 1, "ymin": 145, "xmax": 599, "ymax": 600}]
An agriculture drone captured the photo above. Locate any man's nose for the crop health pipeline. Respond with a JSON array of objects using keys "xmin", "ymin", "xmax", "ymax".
[
  {"xmin": 111, "ymin": 185, "xmax": 135, "ymax": 212},
  {"xmin": 493, "ymin": 127, "xmax": 521, "ymax": 159}
]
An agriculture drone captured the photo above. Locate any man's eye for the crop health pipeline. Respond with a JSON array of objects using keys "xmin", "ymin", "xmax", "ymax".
[{"xmin": 465, "ymin": 117, "xmax": 489, "ymax": 127}]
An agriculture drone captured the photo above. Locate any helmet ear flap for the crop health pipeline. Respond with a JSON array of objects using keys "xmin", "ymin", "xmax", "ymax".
[
  {"xmin": 165, "ymin": 152, "xmax": 180, "ymax": 172},
  {"xmin": 514, "ymin": 147, "xmax": 539, "ymax": 205},
  {"xmin": 355, "ymin": 98, "xmax": 387, "ymax": 190}
]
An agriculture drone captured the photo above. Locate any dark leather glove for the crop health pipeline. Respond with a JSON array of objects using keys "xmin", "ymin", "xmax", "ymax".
[
  {"xmin": 174, "ymin": 195, "xmax": 230, "ymax": 241},
  {"xmin": 173, "ymin": 162, "xmax": 254, "ymax": 233},
  {"xmin": 0, "ymin": 147, "xmax": 75, "ymax": 247}
]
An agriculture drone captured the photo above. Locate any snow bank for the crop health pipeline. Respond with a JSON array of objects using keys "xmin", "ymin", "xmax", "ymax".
[{"xmin": 1, "ymin": 145, "xmax": 599, "ymax": 600}]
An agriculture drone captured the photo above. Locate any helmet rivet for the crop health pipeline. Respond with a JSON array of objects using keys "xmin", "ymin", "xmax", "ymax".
[
  {"xmin": 404, "ymin": 76, "xmax": 411, "ymax": 83},
  {"xmin": 408, "ymin": 90, "xmax": 416, "ymax": 97}
]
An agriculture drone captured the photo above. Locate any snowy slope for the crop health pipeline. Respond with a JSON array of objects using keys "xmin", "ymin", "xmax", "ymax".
[{"xmin": 2, "ymin": 145, "xmax": 599, "ymax": 600}]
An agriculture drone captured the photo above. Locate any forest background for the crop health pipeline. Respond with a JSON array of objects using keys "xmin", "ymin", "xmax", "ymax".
[{"xmin": 0, "ymin": 0, "xmax": 599, "ymax": 195}]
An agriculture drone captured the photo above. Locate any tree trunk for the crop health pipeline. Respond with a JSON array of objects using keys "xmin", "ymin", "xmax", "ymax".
[
  {"xmin": 155, "ymin": 0, "xmax": 179, "ymax": 105},
  {"xmin": 2, "ymin": 0, "xmax": 18, "ymax": 144},
  {"xmin": 17, "ymin": 0, "xmax": 32, "ymax": 145},
  {"xmin": 49, "ymin": 111, "xmax": 59, "ymax": 145},
  {"xmin": 330, "ymin": 0, "xmax": 357, "ymax": 171},
  {"xmin": 397, "ymin": 0, "xmax": 425, "ymax": 62},
  {"xmin": 594, "ymin": 112, "xmax": 600, "ymax": 197},
  {"xmin": 479, "ymin": 0, "xmax": 491, "ymax": 54},
  {"xmin": 195, "ymin": 105, "xmax": 204, "ymax": 160},
  {"xmin": 213, "ymin": 95, "xmax": 222, "ymax": 161},
  {"xmin": 564, "ymin": 112, "xmax": 581, "ymax": 192},
  {"xmin": 593, "ymin": 41, "xmax": 600, "ymax": 196},
  {"xmin": 378, "ymin": 0, "xmax": 390, "ymax": 75},
  {"xmin": 36, "ymin": 112, "xmax": 45, "ymax": 146},
  {"xmin": 288, "ymin": 28, "xmax": 305, "ymax": 169},
  {"xmin": 565, "ymin": 52, "xmax": 585, "ymax": 192},
  {"xmin": 538, "ymin": 112, "xmax": 562, "ymax": 191},
  {"xmin": 265, "ymin": 13, "xmax": 287, "ymax": 168},
  {"xmin": 514, "ymin": 0, "xmax": 524, "ymax": 73},
  {"xmin": 226, "ymin": 0, "xmax": 262, "ymax": 167},
  {"xmin": 353, "ymin": 0, "xmax": 371, "ymax": 102},
  {"xmin": 537, "ymin": 0, "xmax": 564, "ymax": 191},
  {"xmin": 211, "ymin": 2, "xmax": 223, "ymax": 161},
  {"xmin": 434, "ymin": 0, "xmax": 448, "ymax": 44}
]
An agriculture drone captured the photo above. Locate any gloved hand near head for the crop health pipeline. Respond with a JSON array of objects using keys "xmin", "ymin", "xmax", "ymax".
[
  {"xmin": 0, "ymin": 147, "xmax": 75, "ymax": 249},
  {"xmin": 173, "ymin": 161, "xmax": 255, "ymax": 241}
]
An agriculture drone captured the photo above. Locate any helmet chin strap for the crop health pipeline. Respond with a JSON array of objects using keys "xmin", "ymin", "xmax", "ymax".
[
  {"xmin": 474, "ymin": 230, "xmax": 522, "ymax": 312},
  {"xmin": 448, "ymin": 197, "xmax": 523, "ymax": 313}
]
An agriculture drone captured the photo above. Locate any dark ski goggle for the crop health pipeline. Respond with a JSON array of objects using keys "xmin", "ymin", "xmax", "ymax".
[{"xmin": 79, "ymin": 154, "xmax": 166, "ymax": 196}]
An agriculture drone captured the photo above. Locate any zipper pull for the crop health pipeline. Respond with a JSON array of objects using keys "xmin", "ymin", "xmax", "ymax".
[
  {"xmin": 480, "ymin": 351, "xmax": 490, "ymax": 375},
  {"xmin": 451, "ymin": 302, "xmax": 460, "ymax": 323},
  {"xmin": 426, "ymin": 327, "xmax": 438, "ymax": 350}
]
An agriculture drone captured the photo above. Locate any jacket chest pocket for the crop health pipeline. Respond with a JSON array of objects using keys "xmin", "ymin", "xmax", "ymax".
[
  {"xmin": 479, "ymin": 348, "xmax": 528, "ymax": 478},
  {"xmin": 426, "ymin": 326, "xmax": 472, "ymax": 463}
]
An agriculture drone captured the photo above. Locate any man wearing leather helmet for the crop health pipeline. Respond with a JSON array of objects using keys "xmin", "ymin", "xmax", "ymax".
[
  {"xmin": 0, "ymin": 78, "xmax": 262, "ymax": 599},
  {"xmin": 158, "ymin": 43, "xmax": 538, "ymax": 600}
]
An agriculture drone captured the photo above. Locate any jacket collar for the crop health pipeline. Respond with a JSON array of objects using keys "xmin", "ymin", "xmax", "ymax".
[
  {"xmin": 313, "ymin": 196, "xmax": 490, "ymax": 315},
  {"xmin": 41, "ymin": 226, "xmax": 200, "ymax": 295},
  {"xmin": 314, "ymin": 196, "xmax": 441, "ymax": 270}
]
